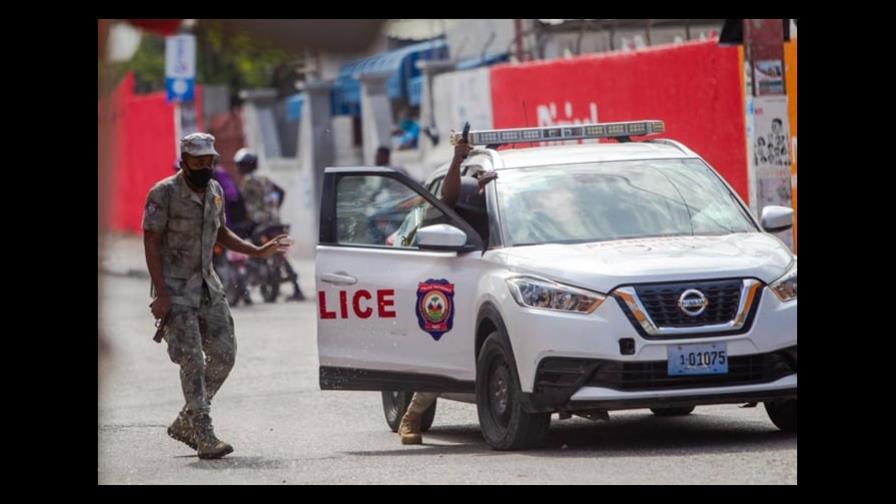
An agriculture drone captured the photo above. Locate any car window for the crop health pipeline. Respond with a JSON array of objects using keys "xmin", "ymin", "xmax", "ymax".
[
  {"xmin": 336, "ymin": 175, "xmax": 451, "ymax": 248},
  {"xmin": 496, "ymin": 159, "xmax": 757, "ymax": 246},
  {"xmin": 428, "ymin": 176, "xmax": 445, "ymax": 199}
]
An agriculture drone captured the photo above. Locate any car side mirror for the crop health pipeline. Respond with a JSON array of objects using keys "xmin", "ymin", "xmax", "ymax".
[
  {"xmin": 760, "ymin": 205, "xmax": 794, "ymax": 233},
  {"xmin": 416, "ymin": 224, "xmax": 473, "ymax": 251}
]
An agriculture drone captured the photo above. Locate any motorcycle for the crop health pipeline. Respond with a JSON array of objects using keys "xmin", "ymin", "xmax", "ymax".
[
  {"xmin": 212, "ymin": 223, "xmax": 305, "ymax": 305},
  {"xmin": 213, "ymin": 243, "xmax": 252, "ymax": 307},
  {"xmin": 249, "ymin": 223, "xmax": 305, "ymax": 303}
]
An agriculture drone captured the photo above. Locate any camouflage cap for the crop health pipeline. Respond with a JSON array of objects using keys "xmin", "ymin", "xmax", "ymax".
[{"xmin": 180, "ymin": 132, "xmax": 219, "ymax": 157}]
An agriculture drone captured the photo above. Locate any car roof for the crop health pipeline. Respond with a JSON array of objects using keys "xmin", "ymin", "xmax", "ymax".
[
  {"xmin": 426, "ymin": 140, "xmax": 698, "ymax": 184},
  {"xmin": 490, "ymin": 141, "xmax": 695, "ymax": 169}
]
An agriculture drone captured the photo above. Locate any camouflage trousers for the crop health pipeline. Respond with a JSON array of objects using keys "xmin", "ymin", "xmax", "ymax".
[
  {"xmin": 163, "ymin": 287, "xmax": 236, "ymax": 419},
  {"xmin": 407, "ymin": 392, "xmax": 438, "ymax": 415}
]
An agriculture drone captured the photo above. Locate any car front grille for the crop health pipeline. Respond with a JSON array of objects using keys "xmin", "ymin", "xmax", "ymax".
[{"xmin": 634, "ymin": 279, "xmax": 743, "ymax": 327}]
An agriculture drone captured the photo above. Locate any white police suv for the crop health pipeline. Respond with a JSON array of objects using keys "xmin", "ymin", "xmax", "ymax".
[{"xmin": 316, "ymin": 121, "xmax": 797, "ymax": 450}]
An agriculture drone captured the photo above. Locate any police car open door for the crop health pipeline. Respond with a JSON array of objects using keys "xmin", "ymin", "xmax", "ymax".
[{"xmin": 316, "ymin": 167, "xmax": 486, "ymax": 393}]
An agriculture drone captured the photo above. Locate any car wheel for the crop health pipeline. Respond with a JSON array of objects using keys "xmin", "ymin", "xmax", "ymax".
[
  {"xmin": 476, "ymin": 332, "xmax": 550, "ymax": 450},
  {"xmin": 381, "ymin": 391, "xmax": 436, "ymax": 433},
  {"xmin": 764, "ymin": 399, "xmax": 797, "ymax": 432}
]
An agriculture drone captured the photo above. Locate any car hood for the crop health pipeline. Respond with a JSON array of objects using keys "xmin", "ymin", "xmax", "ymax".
[{"xmin": 492, "ymin": 233, "xmax": 794, "ymax": 293}]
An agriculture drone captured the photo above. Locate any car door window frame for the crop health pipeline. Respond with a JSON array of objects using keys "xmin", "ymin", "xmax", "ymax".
[
  {"xmin": 320, "ymin": 166, "xmax": 484, "ymax": 252},
  {"xmin": 460, "ymin": 160, "xmax": 504, "ymax": 249}
]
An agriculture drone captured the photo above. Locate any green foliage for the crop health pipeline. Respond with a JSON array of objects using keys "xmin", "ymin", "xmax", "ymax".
[{"xmin": 104, "ymin": 25, "xmax": 302, "ymax": 98}]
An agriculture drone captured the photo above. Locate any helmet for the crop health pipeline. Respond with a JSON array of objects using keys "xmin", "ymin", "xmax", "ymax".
[{"xmin": 234, "ymin": 148, "xmax": 258, "ymax": 166}]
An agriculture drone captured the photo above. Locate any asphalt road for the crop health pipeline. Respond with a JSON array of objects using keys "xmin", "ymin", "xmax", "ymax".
[{"xmin": 98, "ymin": 273, "xmax": 796, "ymax": 485}]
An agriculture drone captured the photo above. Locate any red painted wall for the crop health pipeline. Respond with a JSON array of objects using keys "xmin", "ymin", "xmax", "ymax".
[
  {"xmin": 489, "ymin": 41, "xmax": 748, "ymax": 202},
  {"xmin": 101, "ymin": 72, "xmax": 203, "ymax": 233}
]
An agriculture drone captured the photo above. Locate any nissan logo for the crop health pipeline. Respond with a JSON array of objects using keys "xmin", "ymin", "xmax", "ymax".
[{"xmin": 678, "ymin": 289, "xmax": 709, "ymax": 317}]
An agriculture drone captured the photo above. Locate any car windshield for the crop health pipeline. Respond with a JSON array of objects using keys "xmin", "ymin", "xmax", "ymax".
[{"xmin": 496, "ymin": 158, "xmax": 757, "ymax": 246}]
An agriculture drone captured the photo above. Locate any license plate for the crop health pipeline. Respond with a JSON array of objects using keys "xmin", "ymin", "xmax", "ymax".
[{"xmin": 667, "ymin": 343, "xmax": 728, "ymax": 376}]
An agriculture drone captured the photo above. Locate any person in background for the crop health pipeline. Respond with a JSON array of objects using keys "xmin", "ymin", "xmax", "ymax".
[{"xmin": 235, "ymin": 148, "xmax": 305, "ymax": 301}]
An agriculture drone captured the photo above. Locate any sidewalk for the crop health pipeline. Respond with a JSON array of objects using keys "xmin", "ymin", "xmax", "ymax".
[{"xmin": 99, "ymin": 232, "xmax": 316, "ymax": 295}]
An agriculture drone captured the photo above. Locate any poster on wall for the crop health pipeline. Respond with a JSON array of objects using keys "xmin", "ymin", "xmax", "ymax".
[
  {"xmin": 755, "ymin": 59, "xmax": 785, "ymax": 96},
  {"xmin": 752, "ymin": 95, "xmax": 794, "ymax": 250}
]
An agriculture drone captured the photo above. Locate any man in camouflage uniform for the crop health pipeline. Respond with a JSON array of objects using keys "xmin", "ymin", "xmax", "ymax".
[{"xmin": 143, "ymin": 133, "xmax": 292, "ymax": 459}]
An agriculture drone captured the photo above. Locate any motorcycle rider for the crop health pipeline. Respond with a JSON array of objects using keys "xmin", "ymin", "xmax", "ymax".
[{"xmin": 235, "ymin": 149, "xmax": 305, "ymax": 301}]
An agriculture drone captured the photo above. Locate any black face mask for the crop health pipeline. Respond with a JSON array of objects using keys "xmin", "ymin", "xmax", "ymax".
[{"xmin": 184, "ymin": 167, "xmax": 213, "ymax": 188}]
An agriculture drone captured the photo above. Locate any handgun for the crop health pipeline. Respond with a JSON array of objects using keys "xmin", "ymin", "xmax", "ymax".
[{"xmin": 153, "ymin": 312, "xmax": 169, "ymax": 343}]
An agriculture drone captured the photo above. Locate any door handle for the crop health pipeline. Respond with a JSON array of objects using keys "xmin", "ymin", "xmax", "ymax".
[{"xmin": 320, "ymin": 272, "xmax": 358, "ymax": 285}]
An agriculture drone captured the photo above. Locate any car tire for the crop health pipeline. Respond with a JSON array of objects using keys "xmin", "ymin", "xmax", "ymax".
[
  {"xmin": 764, "ymin": 399, "xmax": 797, "ymax": 432},
  {"xmin": 650, "ymin": 406, "xmax": 695, "ymax": 416},
  {"xmin": 476, "ymin": 332, "xmax": 550, "ymax": 450},
  {"xmin": 381, "ymin": 391, "xmax": 436, "ymax": 433}
]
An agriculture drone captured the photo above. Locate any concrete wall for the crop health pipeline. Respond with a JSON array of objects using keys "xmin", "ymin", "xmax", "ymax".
[
  {"xmin": 541, "ymin": 21, "xmax": 724, "ymax": 59},
  {"xmin": 240, "ymin": 83, "xmax": 334, "ymax": 258},
  {"xmin": 241, "ymin": 89, "xmax": 282, "ymax": 166},
  {"xmin": 331, "ymin": 115, "xmax": 363, "ymax": 166},
  {"xmin": 359, "ymin": 74, "xmax": 395, "ymax": 166},
  {"xmin": 263, "ymin": 158, "xmax": 316, "ymax": 258},
  {"xmin": 445, "ymin": 19, "xmax": 516, "ymax": 61}
]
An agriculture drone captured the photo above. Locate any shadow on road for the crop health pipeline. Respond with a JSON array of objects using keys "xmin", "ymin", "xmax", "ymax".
[
  {"xmin": 186, "ymin": 456, "xmax": 307, "ymax": 470},
  {"xmin": 346, "ymin": 413, "xmax": 796, "ymax": 458}
]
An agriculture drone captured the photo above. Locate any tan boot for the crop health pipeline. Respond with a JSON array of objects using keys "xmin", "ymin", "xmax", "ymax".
[
  {"xmin": 167, "ymin": 412, "xmax": 197, "ymax": 450},
  {"xmin": 193, "ymin": 413, "xmax": 234, "ymax": 459},
  {"xmin": 398, "ymin": 410, "xmax": 422, "ymax": 445}
]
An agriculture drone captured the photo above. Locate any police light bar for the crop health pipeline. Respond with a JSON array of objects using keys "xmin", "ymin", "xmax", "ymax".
[{"xmin": 450, "ymin": 120, "xmax": 665, "ymax": 146}]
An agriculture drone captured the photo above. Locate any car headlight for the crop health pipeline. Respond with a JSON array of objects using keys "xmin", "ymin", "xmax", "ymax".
[
  {"xmin": 506, "ymin": 276, "xmax": 606, "ymax": 314},
  {"xmin": 770, "ymin": 261, "xmax": 797, "ymax": 302}
]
